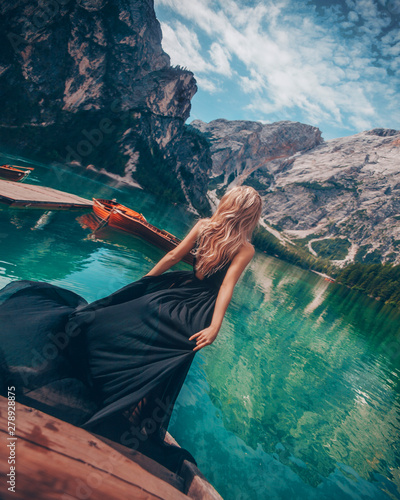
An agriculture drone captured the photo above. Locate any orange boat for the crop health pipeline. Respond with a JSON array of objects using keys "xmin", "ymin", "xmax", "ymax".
[
  {"xmin": 93, "ymin": 198, "xmax": 146, "ymax": 222},
  {"xmin": 0, "ymin": 164, "xmax": 34, "ymax": 182},
  {"xmin": 92, "ymin": 199, "xmax": 194, "ymax": 265}
]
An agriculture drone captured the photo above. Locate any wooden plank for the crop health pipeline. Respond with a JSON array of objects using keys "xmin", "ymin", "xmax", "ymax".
[
  {"xmin": 181, "ymin": 461, "xmax": 224, "ymax": 500},
  {"xmin": 165, "ymin": 433, "xmax": 223, "ymax": 500},
  {"xmin": 0, "ymin": 397, "xmax": 189, "ymax": 500},
  {"xmin": 0, "ymin": 179, "xmax": 92, "ymax": 209},
  {"xmin": 0, "ymin": 433, "xmax": 165, "ymax": 500},
  {"xmin": 92, "ymin": 433, "xmax": 185, "ymax": 492}
]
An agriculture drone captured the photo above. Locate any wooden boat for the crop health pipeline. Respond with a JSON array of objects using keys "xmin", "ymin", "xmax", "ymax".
[
  {"xmin": 93, "ymin": 197, "xmax": 146, "ymax": 222},
  {"xmin": 93, "ymin": 198, "xmax": 194, "ymax": 265},
  {"xmin": 0, "ymin": 164, "xmax": 33, "ymax": 182}
]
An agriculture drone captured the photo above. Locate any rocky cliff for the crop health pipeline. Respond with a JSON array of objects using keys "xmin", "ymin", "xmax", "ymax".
[
  {"xmin": 191, "ymin": 120, "xmax": 400, "ymax": 265},
  {"xmin": 1, "ymin": 1, "xmax": 398, "ymax": 265},
  {"xmin": 191, "ymin": 119, "xmax": 323, "ymax": 186},
  {"xmin": 0, "ymin": 0, "xmax": 211, "ymax": 212}
]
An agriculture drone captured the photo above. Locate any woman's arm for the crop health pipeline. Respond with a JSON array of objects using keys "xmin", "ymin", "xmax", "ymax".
[
  {"xmin": 189, "ymin": 243, "xmax": 255, "ymax": 352},
  {"xmin": 144, "ymin": 220, "xmax": 203, "ymax": 277}
]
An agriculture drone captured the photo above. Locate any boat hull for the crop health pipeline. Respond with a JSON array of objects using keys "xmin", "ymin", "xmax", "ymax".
[
  {"xmin": 92, "ymin": 199, "xmax": 194, "ymax": 265},
  {"xmin": 0, "ymin": 165, "xmax": 32, "ymax": 182}
]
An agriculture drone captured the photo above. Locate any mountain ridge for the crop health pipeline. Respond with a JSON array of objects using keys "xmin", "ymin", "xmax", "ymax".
[
  {"xmin": 191, "ymin": 119, "xmax": 400, "ymax": 265},
  {"xmin": 0, "ymin": 0, "xmax": 398, "ymax": 266}
]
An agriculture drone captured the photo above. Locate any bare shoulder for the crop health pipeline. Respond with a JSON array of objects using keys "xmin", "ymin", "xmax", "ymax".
[
  {"xmin": 193, "ymin": 218, "xmax": 208, "ymax": 232},
  {"xmin": 231, "ymin": 241, "xmax": 255, "ymax": 265},
  {"xmin": 189, "ymin": 218, "xmax": 207, "ymax": 236},
  {"xmin": 222, "ymin": 241, "xmax": 255, "ymax": 286},
  {"xmin": 197, "ymin": 217, "xmax": 210, "ymax": 227},
  {"xmin": 240, "ymin": 241, "xmax": 255, "ymax": 257}
]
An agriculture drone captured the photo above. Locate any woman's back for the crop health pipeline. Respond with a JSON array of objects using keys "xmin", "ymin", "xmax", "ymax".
[{"xmin": 192, "ymin": 236, "xmax": 232, "ymax": 289}]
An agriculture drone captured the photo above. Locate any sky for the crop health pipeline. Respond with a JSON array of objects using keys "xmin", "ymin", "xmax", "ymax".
[{"xmin": 154, "ymin": 0, "xmax": 400, "ymax": 140}]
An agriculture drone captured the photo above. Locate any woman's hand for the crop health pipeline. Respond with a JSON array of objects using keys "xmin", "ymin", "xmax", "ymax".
[{"xmin": 189, "ymin": 325, "xmax": 219, "ymax": 352}]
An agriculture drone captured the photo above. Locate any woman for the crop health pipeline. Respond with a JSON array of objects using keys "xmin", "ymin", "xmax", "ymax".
[{"xmin": 0, "ymin": 186, "xmax": 262, "ymax": 472}]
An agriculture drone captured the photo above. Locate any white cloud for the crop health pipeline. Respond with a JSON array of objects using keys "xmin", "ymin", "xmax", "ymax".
[
  {"xmin": 348, "ymin": 10, "xmax": 359, "ymax": 22},
  {"xmin": 381, "ymin": 29, "xmax": 400, "ymax": 45},
  {"xmin": 345, "ymin": 0, "xmax": 391, "ymax": 36},
  {"xmin": 160, "ymin": 21, "xmax": 209, "ymax": 73},
  {"xmin": 209, "ymin": 42, "xmax": 232, "ymax": 77},
  {"xmin": 349, "ymin": 115, "xmax": 373, "ymax": 130},
  {"xmin": 160, "ymin": 18, "xmax": 234, "ymax": 79},
  {"xmin": 239, "ymin": 70, "xmax": 265, "ymax": 94},
  {"xmin": 195, "ymin": 76, "xmax": 220, "ymax": 93},
  {"xmin": 389, "ymin": 58, "xmax": 400, "ymax": 74},
  {"xmin": 382, "ymin": 42, "xmax": 400, "ymax": 57},
  {"xmin": 156, "ymin": 0, "xmax": 399, "ymax": 133}
]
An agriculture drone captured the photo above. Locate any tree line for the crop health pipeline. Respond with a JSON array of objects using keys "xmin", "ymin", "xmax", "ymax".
[
  {"xmin": 336, "ymin": 263, "xmax": 400, "ymax": 308},
  {"xmin": 252, "ymin": 226, "xmax": 400, "ymax": 309}
]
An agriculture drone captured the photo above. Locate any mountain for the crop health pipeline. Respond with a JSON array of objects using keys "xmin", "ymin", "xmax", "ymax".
[
  {"xmin": 1, "ymin": 1, "xmax": 398, "ymax": 266},
  {"xmin": 0, "ymin": 0, "xmax": 211, "ymax": 212},
  {"xmin": 191, "ymin": 120, "xmax": 400, "ymax": 265}
]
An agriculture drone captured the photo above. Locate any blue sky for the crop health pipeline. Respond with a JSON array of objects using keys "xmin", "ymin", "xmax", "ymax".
[{"xmin": 154, "ymin": 0, "xmax": 400, "ymax": 139}]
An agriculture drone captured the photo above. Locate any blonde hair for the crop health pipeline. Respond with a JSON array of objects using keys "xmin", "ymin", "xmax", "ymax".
[{"xmin": 195, "ymin": 186, "xmax": 262, "ymax": 276}]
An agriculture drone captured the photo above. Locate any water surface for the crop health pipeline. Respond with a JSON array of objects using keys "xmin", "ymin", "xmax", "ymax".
[{"xmin": 1, "ymin": 153, "xmax": 399, "ymax": 500}]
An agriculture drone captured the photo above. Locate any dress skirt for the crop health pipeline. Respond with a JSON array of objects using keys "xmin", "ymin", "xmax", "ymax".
[{"xmin": 0, "ymin": 270, "xmax": 221, "ymax": 472}]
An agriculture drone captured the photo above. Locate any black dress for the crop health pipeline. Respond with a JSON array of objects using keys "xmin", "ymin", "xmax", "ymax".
[{"xmin": 0, "ymin": 248, "xmax": 231, "ymax": 472}]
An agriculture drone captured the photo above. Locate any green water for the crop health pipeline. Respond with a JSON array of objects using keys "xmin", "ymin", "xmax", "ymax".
[{"xmin": 1, "ymin": 153, "xmax": 400, "ymax": 500}]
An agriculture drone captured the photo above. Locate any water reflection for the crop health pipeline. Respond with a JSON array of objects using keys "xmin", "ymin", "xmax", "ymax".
[
  {"xmin": 0, "ymin": 208, "xmax": 92, "ymax": 282},
  {"xmin": 304, "ymin": 279, "xmax": 330, "ymax": 316},
  {"xmin": 1, "ymin": 153, "xmax": 400, "ymax": 499},
  {"xmin": 178, "ymin": 254, "xmax": 400, "ymax": 499}
]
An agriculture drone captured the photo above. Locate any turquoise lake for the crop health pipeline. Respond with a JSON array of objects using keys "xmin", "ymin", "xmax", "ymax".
[{"xmin": 1, "ymin": 153, "xmax": 400, "ymax": 500}]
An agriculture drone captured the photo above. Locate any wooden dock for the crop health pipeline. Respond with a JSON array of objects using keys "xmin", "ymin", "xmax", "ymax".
[
  {"xmin": 0, "ymin": 396, "xmax": 223, "ymax": 499},
  {"xmin": 0, "ymin": 179, "xmax": 92, "ymax": 210}
]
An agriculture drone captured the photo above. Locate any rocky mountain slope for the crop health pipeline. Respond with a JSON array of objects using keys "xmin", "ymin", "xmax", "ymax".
[
  {"xmin": 0, "ymin": 0, "xmax": 211, "ymax": 212},
  {"xmin": 0, "ymin": 1, "xmax": 398, "ymax": 266},
  {"xmin": 191, "ymin": 119, "xmax": 323, "ymax": 180},
  {"xmin": 191, "ymin": 120, "xmax": 400, "ymax": 265}
]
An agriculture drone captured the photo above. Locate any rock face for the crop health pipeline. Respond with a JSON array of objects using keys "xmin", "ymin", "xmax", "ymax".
[
  {"xmin": 0, "ymin": 0, "xmax": 211, "ymax": 212},
  {"xmin": 1, "ymin": 1, "xmax": 398, "ymax": 263},
  {"xmin": 191, "ymin": 119, "xmax": 323, "ymax": 181},
  {"xmin": 192, "ymin": 120, "xmax": 400, "ymax": 265},
  {"xmin": 266, "ymin": 129, "xmax": 400, "ymax": 265}
]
